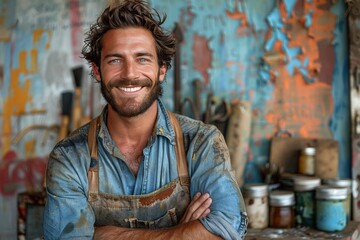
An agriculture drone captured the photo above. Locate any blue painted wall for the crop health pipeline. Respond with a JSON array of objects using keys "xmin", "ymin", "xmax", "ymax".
[{"xmin": 0, "ymin": 0, "xmax": 349, "ymax": 238}]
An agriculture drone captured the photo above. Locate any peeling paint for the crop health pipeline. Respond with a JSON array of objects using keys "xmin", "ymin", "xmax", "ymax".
[
  {"xmin": 0, "ymin": 0, "xmax": 350, "ymax": 238},
  {"xmin": 192, "ymin": 34, "xmax": 212, "ymax": 85}
]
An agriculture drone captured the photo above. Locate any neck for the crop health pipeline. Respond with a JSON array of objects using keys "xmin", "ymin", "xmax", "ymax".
[
  {"xmin": 105, "ymin": 101, "xmax": 158, "ymax": 176},
  {"xmin": 106, "ymin": 101, "xmax": 158, "ymax": 146}
]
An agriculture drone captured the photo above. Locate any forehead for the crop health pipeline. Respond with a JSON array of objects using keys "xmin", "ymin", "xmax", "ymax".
[{"xmin": 101, "ymin": 27, "xmax": 157, "ymax": 55}]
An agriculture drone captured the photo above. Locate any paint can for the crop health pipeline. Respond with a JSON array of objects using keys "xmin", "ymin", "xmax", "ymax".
[
  {"xmin": 322, "ymin": 178, "xmax": 352, "ymax": 222},
  {"xmin": 316, "ymin": 186, "xmax": 347, "ymax": 232},
  {"xmin": 293, "ymin": 177, "xmax": 321, "ymax": 227},
  {"xmin": 269, "ymin": 190, "xmax": 295, "ymax": 228},
  {"xmin": 298, "ymin": 147, "xmax": 316, "ymax": 176},
  {"xmin": 242, "ymin": 183, "xmax": 269, "ymax": 229}
]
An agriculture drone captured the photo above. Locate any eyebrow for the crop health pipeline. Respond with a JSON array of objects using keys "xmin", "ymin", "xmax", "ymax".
[{"xmin": 103, "ymin": 52, "xmax": 155, "ymax": 59}]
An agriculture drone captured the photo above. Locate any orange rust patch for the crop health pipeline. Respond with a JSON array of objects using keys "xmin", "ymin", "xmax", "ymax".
[
  {"xmin": 33, "ymin": 29, "xmax": 44, "ymax": 44},
  {"xmin": 226, "ymin": 9, "xmax": 247, "ymax": 26},
  {"xmin": 262, "ymin": 0, "xmax": 336, "ymax": 138},
  {"xmin": 46, "ymin": 32, "xmax": 53, "ymax": 49},
  {"xmin": 139, "ymin": 184, "xmax": 176, "ymax": 206},
  {"xmin": 30, "ymin": 49, "xmax": 38, "ymax": 73},
  {"xmin": 2, "ymin": 51, "xmax": 32, "ymax": 155},
  {"xmin": 25, "ymin": 139, "xmax": 36, "ymax": 158},
  {"xmin": 192, "ymin": 34, "xmax": 212, "ymax": 85}
]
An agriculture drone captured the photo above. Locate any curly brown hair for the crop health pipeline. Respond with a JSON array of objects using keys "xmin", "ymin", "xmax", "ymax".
[{"xmin": 81, "ymin": 0, "xmax": 176, "ymax": 73}]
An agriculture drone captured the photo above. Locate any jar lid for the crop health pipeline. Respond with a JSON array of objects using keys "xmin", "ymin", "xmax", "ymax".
[
  {"xmin": 293, "ymin": 177, "xmax": 321, "ymax": 191},
  {"xmin": 269, "ymin": 190, "xmax": 295, "ymax": 206},
  {"xmin": 242, "ymin": 183, "xmax": 268, "ymax": 197},
  {"xmin": 322, "ymin": 178, "xmax": 352, "ymax": 189},
  {"xmin": 302, "ymin": 147, "xmax": 316, "ymax": 155},
  {"xmin": 315, "ymin": 186, "xmax": 348, "ymax": 200},
  {"xmin": 279, "ymin": 173, "xmax": 301, "ymax": 188}
]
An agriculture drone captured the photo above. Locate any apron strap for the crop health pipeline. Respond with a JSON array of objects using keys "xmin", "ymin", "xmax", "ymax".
[
  {"xmin": 168, "ymin": 111, "xmax": 190, "ymax": 186},
  {"xmin": 87, "ymin": 116, "xmax": 101, "ymax": 196}
]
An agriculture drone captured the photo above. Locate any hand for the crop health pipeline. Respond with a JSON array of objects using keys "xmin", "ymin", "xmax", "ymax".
[{"xmin": 180, "ymin": 192, "xmax": 212, "ymax": 224}]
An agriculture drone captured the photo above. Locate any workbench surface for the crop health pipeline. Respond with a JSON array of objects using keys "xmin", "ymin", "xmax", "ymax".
[{"xmin": 245, "ymin": 221, "xmax": 360, "ymax": 240}]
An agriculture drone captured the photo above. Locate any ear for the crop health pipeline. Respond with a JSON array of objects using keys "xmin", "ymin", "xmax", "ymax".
[
  {"xmin": 159, "ymin": 64, "xmax": 167, "ymax": 82},
  {"xmin": 91, "ymin": 63, "xmax": 101, "ymax": 81}
]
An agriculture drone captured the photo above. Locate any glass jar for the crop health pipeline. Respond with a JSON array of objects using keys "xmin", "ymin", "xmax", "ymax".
[
  {"xmin": 322, "ymin": 178, "xmax": 352, "ymax": 222},
  {"xmin": 242, "ymin": 183, "xmax": 268, "ymax": 229},
  {"xmin": 293, "ymin": 177, "xmax": 321, "ymax": 227},
  {"xmin": 298, "ymin": 147, "xmax": 316, "ymax": 175},
  {"xmin": 316, "ymin": 186, "xmax": 347, "ymax": 232},
  {"xmin": 269, "ymin": 190, "xmax": 295, "ymax": 228}
]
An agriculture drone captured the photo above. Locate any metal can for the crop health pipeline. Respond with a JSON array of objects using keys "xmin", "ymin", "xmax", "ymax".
[
  {"xmin": 316, "ymin": 186, "xmax": 347, "ymax": 232},
  {"xmin": 242, "ymin": 183, "xmax": 269, "ymax": 229},
  {"xmin": 298, "ymin": 147, "xmax": 316, "ymax": 176},
  {"xmin": 293, "ymin": 177, "xmax": 321, "ymax": 227},
  {"xmin": 269, "ymin": 190, "xmax": 295, "ymax": 228},
  {"xmin": 322, "ymin": 178, "xmax": 352, "ymax": 222}
]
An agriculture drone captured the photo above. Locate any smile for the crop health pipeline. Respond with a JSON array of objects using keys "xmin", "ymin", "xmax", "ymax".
[{"xmin": 118, "ymin": 86, "xmax": 142, "ymax": 92}]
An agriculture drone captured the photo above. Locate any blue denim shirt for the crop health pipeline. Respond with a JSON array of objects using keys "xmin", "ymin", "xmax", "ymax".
[{"xmin": 43, "ymin": 99, "xmax": 247, "ymax": 239}]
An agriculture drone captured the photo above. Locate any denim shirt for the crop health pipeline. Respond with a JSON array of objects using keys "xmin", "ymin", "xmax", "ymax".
[{"xmin": 43, "ymin": 99, "xmax": 248, "ymax": 240}]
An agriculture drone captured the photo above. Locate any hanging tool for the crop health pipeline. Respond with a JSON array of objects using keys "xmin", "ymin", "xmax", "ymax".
[
  {"xmin": 204, "ymin": 92, "xmax": 231, "ymax": 124},
  {"xmin": 58, "ymin": 91, "xmax": 73, "ymax": 141},
  {"xmin": 179, "ymin": 79, "xmax": 202, "ymax": 120},
  {"xmin": 226, "ymin": 101, "xmax": 252, "ymax": 187},
  {"xmin": 71, "ymin": 66, "xmax": 84, "ymax": 130},
  {"xmin": 172, "ymin": 22, "xmax": 183, "ymax": 113}
]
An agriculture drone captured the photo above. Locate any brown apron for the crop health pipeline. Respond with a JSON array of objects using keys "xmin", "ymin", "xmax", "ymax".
[{"xmin": 87, "ymin": 112, "xmax": 190, "ymax": 228}]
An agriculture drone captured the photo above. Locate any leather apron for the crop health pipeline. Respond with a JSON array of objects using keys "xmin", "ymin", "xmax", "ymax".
[{"xmin": 87, "ymin": 112, "xmax": 190, "ymax": 229}]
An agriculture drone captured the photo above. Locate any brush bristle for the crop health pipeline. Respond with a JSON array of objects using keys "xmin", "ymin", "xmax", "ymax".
[
  {"xmin": 61, "ymin": 91, "xmax": 73, "ymax": 116},
  {"xmin": 72, "ymin": 66, "xmax": 84, "ymax": 88}
]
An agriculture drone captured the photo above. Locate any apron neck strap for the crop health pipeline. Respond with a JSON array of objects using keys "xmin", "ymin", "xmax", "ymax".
[
  {"xmin": 87, "ymin": 115, "xmax": 101, "ymax": 196},
  {"xmin": 167, "ymin": 111, "xmax": 189, "ymax": 184}
]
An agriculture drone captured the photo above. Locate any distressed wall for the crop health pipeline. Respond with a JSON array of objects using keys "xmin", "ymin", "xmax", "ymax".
[{"xmin": 0, "ymin": 0, "xmax": 349, "ymax": 238}]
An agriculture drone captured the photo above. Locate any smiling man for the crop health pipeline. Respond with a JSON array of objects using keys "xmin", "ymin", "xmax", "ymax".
[{"xmin": 43, "ymin": 0, "xmax": 248, "ymax": 239}]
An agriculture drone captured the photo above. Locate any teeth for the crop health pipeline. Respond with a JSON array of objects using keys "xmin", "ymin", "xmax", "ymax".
[{"xmin": 119, "ymin": 87, "xmax": 142, "ymax": 92}]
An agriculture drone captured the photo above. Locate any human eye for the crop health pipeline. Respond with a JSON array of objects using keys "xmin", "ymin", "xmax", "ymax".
[
  {"xmin": 138, "ymin": 57, "xmax": 149, "ymax": 63},
  {"xmin": 109, "ymin": 58, "xmax": 121, "ymax": 64}
]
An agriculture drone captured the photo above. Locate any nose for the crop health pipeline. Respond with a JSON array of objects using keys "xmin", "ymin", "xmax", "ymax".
[{"xmin": 121, "ymin": 59, "xmax": 138, "ymax": 79}]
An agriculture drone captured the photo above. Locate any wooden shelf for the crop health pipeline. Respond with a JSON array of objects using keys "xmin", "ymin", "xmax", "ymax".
[{"xmin": 245, "ymin": 221, "xmax": 360, "ymax": 240}]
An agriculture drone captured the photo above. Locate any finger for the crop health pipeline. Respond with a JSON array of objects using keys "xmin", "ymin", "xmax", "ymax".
[
  {"xmin": 181, "ymin": 192, "xmax": 202, "ymax": 222},
  {"xmin": 200, "ymin": 208, "xmax": 211, "ymax": 219},
  {"xmin": 192, "ymin": 192, "xmax": 201, "ymax": 201},
  {"xmin": 184, "ymin": 195, "xmax": 212, "ymax": 222},
  {"xmin": 188, "ymin": 193, "xmax": 210, "ymax": 212},
  {"xmin": 190, "ymin": 197, "xmax": 212, "ymax": 220},
  {"xmin": 180, "ymin": 192, "xmax": 209, "ymax": 223}
]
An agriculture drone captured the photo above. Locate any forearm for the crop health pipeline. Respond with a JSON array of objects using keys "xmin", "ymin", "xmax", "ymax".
[{"xmin": 94, "ymin": 220, "xmax": 222, "ymax": 240}]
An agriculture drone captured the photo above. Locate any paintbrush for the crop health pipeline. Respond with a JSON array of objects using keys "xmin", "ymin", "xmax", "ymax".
[
  {"xmin": 58, "ymin": 91, "xmax": 73, "ymax": 142},
  {"xmin": 71, "ymin": 66, "xmax": 83, "ymax": 130}
]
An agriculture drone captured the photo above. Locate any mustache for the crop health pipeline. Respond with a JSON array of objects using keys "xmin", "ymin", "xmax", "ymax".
[{"xmin": 108, "ymin": 78, "xmax": 152, "ymax": 89}]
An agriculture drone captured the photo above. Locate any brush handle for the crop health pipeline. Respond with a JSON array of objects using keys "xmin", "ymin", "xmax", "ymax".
[
  {"xmin": 72, "ymin": 88, "xmax": 82, "ymax": 130},
  {"xmin": 58, "ymin": 115, "xmax": 70, "ymax": 142}
]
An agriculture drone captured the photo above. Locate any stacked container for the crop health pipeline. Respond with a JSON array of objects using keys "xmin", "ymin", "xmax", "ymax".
[
  {"xmin": 322, "ymin": 178, "xmax": 352, "ymax": 222},
  {"xmin": 315, "ymin": 186, "xmax": 348, "ymax": 232},
  {"xmin": 293, "ymin": 177, "xmax": 321, "ymax": 227},
  {"xmin": 269, "ymin": 190, "xmax": 295, "ymax": 228},
  {"xmin": 242, "ymin": 183, "xmax": 269, "ymax": 229}
]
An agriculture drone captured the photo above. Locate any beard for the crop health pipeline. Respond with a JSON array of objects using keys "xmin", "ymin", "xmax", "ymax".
[{"xmin": 100, "ymin": 74, "xmax": 163, "ymax": 118}]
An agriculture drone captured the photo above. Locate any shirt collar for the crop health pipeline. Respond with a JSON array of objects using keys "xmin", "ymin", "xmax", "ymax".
[{"xmin": 97, "ymin": 99, "xmax": 176, "ymax": 154}]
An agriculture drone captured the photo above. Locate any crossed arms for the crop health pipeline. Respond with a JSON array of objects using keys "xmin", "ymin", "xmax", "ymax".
[{"xmin": 94, "ymin": 192, "xmax": 222, "ymax": 240}]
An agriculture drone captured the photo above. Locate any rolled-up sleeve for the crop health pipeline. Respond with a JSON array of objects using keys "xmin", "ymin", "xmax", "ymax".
[
  {"xmin": 186, "ymin": 124, "xmax": 248, "ymax": 240},
  {"xmin": 43, "ymin": 140, "xmax": 95, "ymax": 239}
]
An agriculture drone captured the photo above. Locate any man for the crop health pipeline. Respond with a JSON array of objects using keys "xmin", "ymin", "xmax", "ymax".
[{"xmin": 43, "ymin": 0, "xmax": 248, "ymax": 239}]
